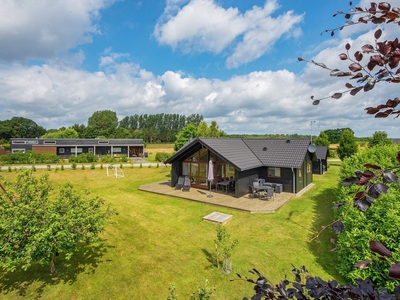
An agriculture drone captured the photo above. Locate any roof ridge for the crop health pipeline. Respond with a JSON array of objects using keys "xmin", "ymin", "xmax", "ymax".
[{"xmin": 241, "ymin": 138, "xmax": 264, "ymax": 165}]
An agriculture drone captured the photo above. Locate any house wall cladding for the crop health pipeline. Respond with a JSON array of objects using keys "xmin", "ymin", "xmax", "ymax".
[
  {"xmin": 236, "ymin": 168, "xmax": 261, "ymax": 197},
  {"xmin": 170, "ymin": 162, "xmax": 182, "ymax": 187},
  {"xmin": 265, "ymin": 167, "xmax": 295, "ymax": 193},
  {"xmin": 312, "ymin": 160, "xmax": 327, "ymax": 174},
  {"xmin": 32, "ymin": 146, "xmax": 56, "ymax": 154}
]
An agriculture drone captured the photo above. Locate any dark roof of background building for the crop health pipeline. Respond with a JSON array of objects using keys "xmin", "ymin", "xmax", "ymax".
[
  {"xmin": 11, "ymin": 138, "xmax": 144, "ymax": 146},
  {"xmin": 315, "ymin": 146, "xmax": 328, "ymax": 160}
]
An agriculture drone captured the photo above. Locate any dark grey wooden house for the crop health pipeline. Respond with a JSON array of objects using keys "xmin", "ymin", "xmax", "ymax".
[
  {"xmin": 10, "ymin": 138, "xmax": 144, "ymax": 159},
  {"xmin": 312, "ymin": 146, "xmax": 328, "ymax": 175},
  {"xmin": 165, "ymin": 138, "xmax": 315, "ymax": 198}
]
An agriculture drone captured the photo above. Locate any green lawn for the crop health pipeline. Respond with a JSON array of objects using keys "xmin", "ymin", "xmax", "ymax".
[{"xmin": 0, "ymin": 163, "xmax": 343, "ymax": 299}]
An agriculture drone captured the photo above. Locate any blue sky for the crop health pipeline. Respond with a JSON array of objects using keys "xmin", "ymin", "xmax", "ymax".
[{"xmin": 1, "ymin": 0, "xmax": 400, "ymax": 137}]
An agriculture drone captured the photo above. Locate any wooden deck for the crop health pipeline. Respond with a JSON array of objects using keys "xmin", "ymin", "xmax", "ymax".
[{"xmin": 138, "ymin": 181, "xmax": 306, "ymax": 213}]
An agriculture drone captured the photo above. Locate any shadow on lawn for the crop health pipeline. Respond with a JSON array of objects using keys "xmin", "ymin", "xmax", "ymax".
[
  {"xmin": 306, "ymin": 185, "xmax": 345, "ymax": 281},
  {"xmin": 201, "ymin": 248, "xmax": 217, "ymax": 270},
  {"xmin": 0, "ymin": 241, "xmax": 114, "ymax": 299}
]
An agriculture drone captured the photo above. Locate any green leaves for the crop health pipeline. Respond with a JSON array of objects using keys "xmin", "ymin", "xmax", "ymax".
[{"xmin": 0, "ymin": 169, "xmax": 114, "ymax": 273}]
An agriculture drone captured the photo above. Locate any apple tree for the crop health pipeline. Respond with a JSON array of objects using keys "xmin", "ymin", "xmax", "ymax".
[{"xmin": 0, "ymin": 169, "xmax": 115, "ymax": 274}]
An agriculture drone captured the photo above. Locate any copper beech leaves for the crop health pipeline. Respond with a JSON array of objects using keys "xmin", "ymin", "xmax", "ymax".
[
  {"xmin": 389, "ymin": 264, "xmax": 400, "ymax": 281},
  {"xmin": 354, "ymin": 260, "xmax": 371, "ymax": 269},
  {"xmin": 348, "ymin": 63, "xmax": 362, "ymax": 72},
  {"xmin": 301, "ymin": 2, "xmax": 400, "ymax": 118},
  {"xmin": 332, "ymin": 220, "xmax": 344, "ymax": 234},
  {"xmin": 383, "ymin": 171, "xmax": 399, "ymax": 184},
  {"xmin": 375, "ymin": 28, "xmax": 383, "ymax": 39},
  {"xmin": 370, "ymin": 241, "xmax": 392, "ymax": 258}
]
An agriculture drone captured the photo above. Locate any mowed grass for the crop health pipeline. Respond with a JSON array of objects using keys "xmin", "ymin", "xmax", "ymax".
[{"xmin": 0, "ymin": 163, "xmax": 343, "ymax": 299}]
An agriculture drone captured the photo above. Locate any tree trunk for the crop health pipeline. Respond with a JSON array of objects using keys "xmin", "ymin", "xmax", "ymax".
[
  {"xmin": 50, "ymin": 253, "xmax": 57, "ymax": 274},
  {"xmin": 215, "ymin": 243, "xmax": 219, "ymax": 269}
]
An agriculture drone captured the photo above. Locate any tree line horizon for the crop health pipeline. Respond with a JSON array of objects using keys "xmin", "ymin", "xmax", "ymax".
[{"xmin": 0, "ymin": 110, "xmax": 374, "ymax": 145}]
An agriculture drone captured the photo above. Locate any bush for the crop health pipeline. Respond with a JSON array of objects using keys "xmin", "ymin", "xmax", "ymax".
[
  {"xmin": 155, "ymin": 152, "xmax": 171, "ymax": 163},
  {"xmin": 0, "ymin": 151, "xmax": 60, "ymax": 165},
  {"xmin": 334, "ymin": 144, "xmax": 400, "ymax": 291}
]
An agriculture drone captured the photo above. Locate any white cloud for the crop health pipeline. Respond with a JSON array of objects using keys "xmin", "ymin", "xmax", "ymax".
[
  {"xmin": 226, "ymin": 4, "xmax": 304, "ymax": 68},
  {"xmin": 154, "ymin": 0, "xmax": 303, "ymax": 68},
  {"xmin": 154, "ymin": 0, "xmax": 246, "ymax": 54},
  {"xmin": 0, "ymin": 0, "xmax": 114, "ymax": 62}
]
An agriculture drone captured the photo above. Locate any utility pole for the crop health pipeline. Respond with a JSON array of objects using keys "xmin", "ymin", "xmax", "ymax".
[{"xmin": 310, "ymin": 120, "xmax": 316, "ymax": 144}]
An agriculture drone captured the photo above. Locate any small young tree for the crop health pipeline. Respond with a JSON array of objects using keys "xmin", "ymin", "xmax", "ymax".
[
  {"xmin": 368, "ymin": 131, "xmax": 393, "ymax": 148},
  {"xmin": 214, "ymin": 224, "xmax": 238, "ymax": 274},
  {"xmin": 314, "ymin": 131, "xmax": 331, "ymax": 157},
  {"xmin": 337, "ymin": 129, "xmax": 358, "ymax": 160},
  {"xmin": 0, "ymin": 169, "xmax": 114, "ymax": 274}
]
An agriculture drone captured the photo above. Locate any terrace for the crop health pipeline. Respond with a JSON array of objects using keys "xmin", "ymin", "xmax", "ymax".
[{"xmin": 139, "ymin": 181, "xmax": 314, "ymax": 213}]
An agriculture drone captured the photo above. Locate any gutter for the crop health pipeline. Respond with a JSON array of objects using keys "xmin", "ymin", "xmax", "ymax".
[{"xmin": 291, "ymin": 167, "xmax": 295, "ymax": 193}]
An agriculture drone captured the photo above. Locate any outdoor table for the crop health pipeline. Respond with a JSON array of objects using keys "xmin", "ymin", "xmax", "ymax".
[
  {"xmin": 216, "ymin": 181, "xmax": 231, "ymax": 193},
  {"xmin": 255, "ymin": 185, "xmax": 270, "ymax": 192}
]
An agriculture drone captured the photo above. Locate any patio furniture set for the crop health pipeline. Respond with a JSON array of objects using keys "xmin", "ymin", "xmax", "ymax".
[
  {"xmin": 249, "ymin": 179, "xmax": 283, "ymax": 201},
  {"xmin": 216, "ymin": 178, "xmax": 235, "ymax": 194},
  {"xmin": 175, "ymin": 176, "xmax": 191, "ymax": 191}
]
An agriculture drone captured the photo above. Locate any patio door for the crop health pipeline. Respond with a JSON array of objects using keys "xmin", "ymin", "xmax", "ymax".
[{"xmin": 216, "ymin": 163, "xmax": 225, "ymax": 182}]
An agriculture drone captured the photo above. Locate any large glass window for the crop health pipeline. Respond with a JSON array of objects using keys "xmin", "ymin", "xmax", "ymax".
[
  {"xmin": 183, "ymin": 150, "xmax": 235, "ymax": 189},
  {"xmin": 199, "ymin": 148, "xmax": 208, "ymax": 162},
  {"xmin": 71, "ymin": 148, "xmax": 83, "ymax": 154},
  {"xmin": 268, "ymin": 167, "xmax": 281, "ymax": 178}
]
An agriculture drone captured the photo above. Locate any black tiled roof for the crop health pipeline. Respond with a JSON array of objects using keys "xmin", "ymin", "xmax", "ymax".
[
  {"xmin": 166, "ymin": 138, "xmax": 312, "ymax": 170},
  {"xmin": 243, "ymin": 139, "xmax": 311, "ymax": 169},
  {"xmin": 199, "ymin": 138, "xmax": 261, "ymax": 171}
]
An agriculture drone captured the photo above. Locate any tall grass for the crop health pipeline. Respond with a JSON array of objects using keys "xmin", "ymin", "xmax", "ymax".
[{"xmin": 0, "ymin": 164, "xmax": 343, "ymax": 299}]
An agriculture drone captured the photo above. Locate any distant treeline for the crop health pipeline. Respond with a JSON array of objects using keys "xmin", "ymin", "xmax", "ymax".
[{"xmin": 0, "ymin": 114, "xmax": 369, "ymax": 145}]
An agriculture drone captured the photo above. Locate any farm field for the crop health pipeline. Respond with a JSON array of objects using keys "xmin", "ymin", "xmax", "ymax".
[{"xmin": 0, "ymin": 162, "xmax": 343, "ymax": 299}]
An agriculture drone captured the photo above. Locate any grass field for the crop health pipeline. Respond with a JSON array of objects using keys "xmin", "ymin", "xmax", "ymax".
[{"xmin": 0, "ymin": 162, "xmax": 343, "ymax": 299}]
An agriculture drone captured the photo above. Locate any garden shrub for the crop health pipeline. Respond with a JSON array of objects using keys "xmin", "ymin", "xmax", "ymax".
[
  {"xmin": 0, "ymin": 151, "xmax": 59, "ymax": 165},
  {"xmin": 155, "ymin": 152, "xmax": 171, "ymax": 163},
  {"xmin": 335, "ymin": 144, "xmax": 400, "ymax": 291}
]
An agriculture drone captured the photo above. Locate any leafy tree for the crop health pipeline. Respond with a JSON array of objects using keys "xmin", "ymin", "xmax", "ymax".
[
  {"xmin": 337, "ymin": 129, "xmax": 358, "ymax": 160},
  {"xmin": 368, "ymin": 131, "xmax": 392, "ymax": 148},
  {"xmin": 0, "ymin": 169, "xmax": 114, "ymax": 274},
  {"xmin": 41, "ymin": 128, "xmax": 79, "ymax": 139},
  {"xmin": 87, "ymin": 110, "xmax": 118, "ymax": 138},
  {"xmin": 0, "ymin": 117, "xmax": 46, "ymax": 140},
  {"xmin": 69, "ymin": 123, "xmax": 86, "ymax": 138},
  {"xmin": 314, "ymin": 131, "xmax": 331, "ymax": 157},
  {"xmin": 186, "ymin": 114, "xmax": 204, "ymax": 127},
  {"xmin": 197, "ymin": 122, "xmax": 208, "ymax": 137},
  {"xmin": 174, "ymin": 124, "xmax": 198, "ymax": 151},
  {"xmin": 197, "ymin": 121, "xmax": 227, "ymax": 138},
  {"xmin": 323, "ymin": 128, "xmax": 353, "ymax": 144}
]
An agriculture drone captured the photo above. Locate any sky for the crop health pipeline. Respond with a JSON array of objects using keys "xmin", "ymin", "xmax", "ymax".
[{"xmin": 1, "ymin": 0, "xmax": 400, "ymax": 138}]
